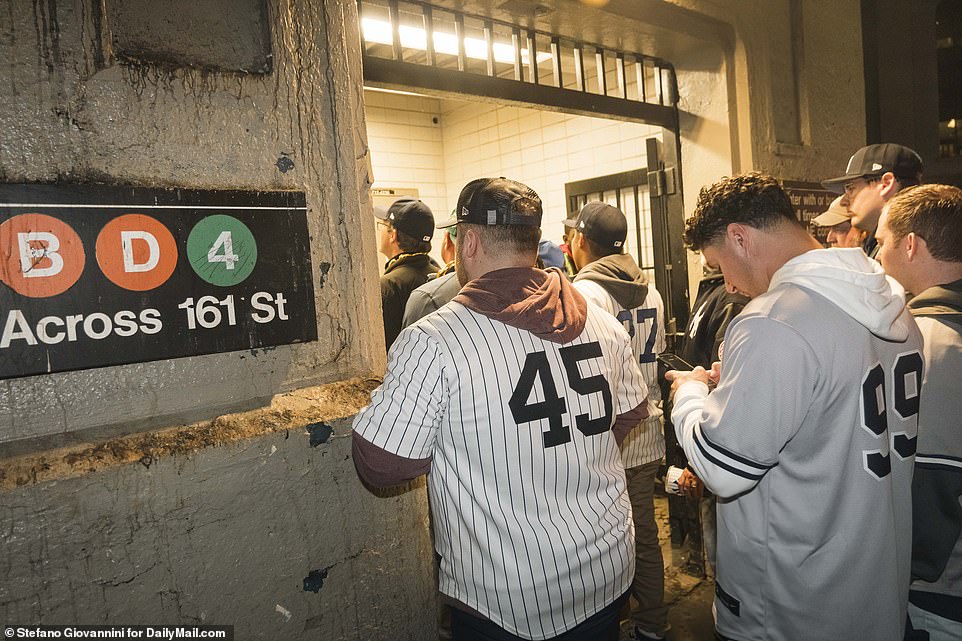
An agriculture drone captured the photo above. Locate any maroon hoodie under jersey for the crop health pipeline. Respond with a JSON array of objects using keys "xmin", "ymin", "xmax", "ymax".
[{"xmin": 353, "ymin": 266, "xmax": 647, "ymax": 488}]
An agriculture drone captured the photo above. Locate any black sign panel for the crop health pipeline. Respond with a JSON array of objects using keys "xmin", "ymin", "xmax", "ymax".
[
  {"xmin": 0, "ymin": 184, "xmax": 317, "ymax": 379},
  {"xmin": 780, "ymin": 180, "xmax": 837, "ymax": 244}
]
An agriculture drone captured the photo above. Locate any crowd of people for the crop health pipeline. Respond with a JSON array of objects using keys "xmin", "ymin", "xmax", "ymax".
[{"xmin": 351, "ymin": 143, "xmax": 962, "ymax": 641}]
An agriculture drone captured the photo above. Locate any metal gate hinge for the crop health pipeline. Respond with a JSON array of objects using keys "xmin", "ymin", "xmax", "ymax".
[{"xmin": 647, "ymin": 167, "xmax": 677, "ymax": 197}]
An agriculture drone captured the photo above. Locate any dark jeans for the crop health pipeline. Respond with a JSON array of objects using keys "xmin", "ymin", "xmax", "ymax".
[{"xmin": 450, "ymin": 592, "xmax": 629, "ymax": 641}]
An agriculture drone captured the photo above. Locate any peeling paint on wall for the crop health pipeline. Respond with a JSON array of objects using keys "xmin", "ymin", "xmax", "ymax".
[
  {"xmin": 306, "ymin": 422, "xmax": 334, "ymax": 447},
  {"xmin": 302, "ymin": 567, "xmax": 330, "ymax": 593}
]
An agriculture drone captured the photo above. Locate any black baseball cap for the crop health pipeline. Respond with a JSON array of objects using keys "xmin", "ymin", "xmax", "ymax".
[
  {"xmin": 563, "ymin": 202, "xmax": 627, "ymax": 249},
  {"xmin": 821, "ymin": 144, "xmax": 923, "ymax": 193},
  {"xmin": 456, "ymin": 177, "xmax": 542, "ymax": 227},
  {"xmin": 375, "ymin": 197, "xmax": 435, "ymax": 242}
]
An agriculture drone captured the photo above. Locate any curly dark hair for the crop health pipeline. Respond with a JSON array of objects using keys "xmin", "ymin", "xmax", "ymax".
[
  {"xmin": 885, "ymin": 184, "xmax": 962, "ymax": 262},
  {"xmin": 684, "ymin": 172, "xmax": 800, "ymax": 250}
]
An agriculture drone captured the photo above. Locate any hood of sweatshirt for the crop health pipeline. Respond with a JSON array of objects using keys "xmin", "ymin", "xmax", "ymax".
[
  {"xmin": 908, "ymin": 277, "xmax": 962, "ymax": 322},
  {"xmin": 453, "ymin": 267, "xmax": 587, "ymax": 344},
  {"xmin": 768, "ymin": 247, "xmax": 910, "ymax": 341},
  {"xmin": 573, "ymin": 253, "xmax": 649, "ymax": 309}
]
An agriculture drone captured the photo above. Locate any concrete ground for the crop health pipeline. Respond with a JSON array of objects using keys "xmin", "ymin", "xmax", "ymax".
[{"xmin": 619, "ymin": 495, "xmax": 717, "ymax": 641}]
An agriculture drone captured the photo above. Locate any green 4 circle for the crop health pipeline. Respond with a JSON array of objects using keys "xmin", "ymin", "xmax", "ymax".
[{"xmin": 187, "ymin": 215, "xmax": 257, "ymax": 286}]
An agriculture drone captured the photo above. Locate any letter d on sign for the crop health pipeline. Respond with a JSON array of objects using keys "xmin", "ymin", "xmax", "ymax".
[
  {"xmin": 96, "ymin": 214, "xmax": 178, "ymax": 291},
  {"xmin": 121, "ymin": 231, "xmax": 161, "ymax": 273}
]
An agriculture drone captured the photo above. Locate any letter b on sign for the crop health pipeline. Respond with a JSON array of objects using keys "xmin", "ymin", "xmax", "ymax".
[
  {"xmin": 96, "ymin": 214, "xmax": 178, "ymax": 291},
  {"xmin": 0, "ymin": 214, "xmax": 85, "ymax": 297}
]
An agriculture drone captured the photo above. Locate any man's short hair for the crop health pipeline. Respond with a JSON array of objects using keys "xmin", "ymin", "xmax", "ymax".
[
  {"xmin": 392, "ymin": 224, "xmax": 432, "ymax": 254},
  {"xmin": 684, "ymin": 172, "xmax": 799, "ymax": 250},
  {"xmin": 885, "ymin": 184, "xmax": 962, "ymax": 262},
  {"xmin": 460, "ymin": 223, "xmax": 541, "ymax": 257}
]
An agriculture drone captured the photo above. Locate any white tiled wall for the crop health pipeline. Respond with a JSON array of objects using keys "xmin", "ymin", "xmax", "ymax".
[
  {"xmin": 364, "ymin": 90, "xmax": 450, "ymax": 264},
  {"xmin": 440, "ymin": 100, "xmax": 661, "ymax": 245},
  {"xmin": 364, "ymin": 88, "xmax": 661, "ymax": 261}
]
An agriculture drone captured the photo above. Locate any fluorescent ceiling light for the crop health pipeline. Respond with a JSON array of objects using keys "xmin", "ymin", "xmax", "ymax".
[{"xmin": 362, "ymin": 17, "xmax": 552, "ymax": 66}]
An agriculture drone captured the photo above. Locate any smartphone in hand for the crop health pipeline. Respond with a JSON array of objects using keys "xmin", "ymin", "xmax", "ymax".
[{"xmin": 656, "ymin": 352, "xmax": 695, "ymax": 371}]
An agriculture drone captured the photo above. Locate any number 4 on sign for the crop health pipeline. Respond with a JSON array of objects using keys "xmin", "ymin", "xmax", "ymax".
[{"xmin": 208, "ymin": 231, "xmax": 239, "ymax": 270}]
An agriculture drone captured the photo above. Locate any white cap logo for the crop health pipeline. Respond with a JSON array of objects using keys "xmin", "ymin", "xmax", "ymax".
[
  {"xmin": 871, "ymin": 163, "xmax": 883, "ymax": 171},
  {"xmin": 579, "ymin": 221, "xmax": 586, "ymax": 229},
  {"xmin": 614, "ymin": 241, "xmax": 623, "ymax": 247}
]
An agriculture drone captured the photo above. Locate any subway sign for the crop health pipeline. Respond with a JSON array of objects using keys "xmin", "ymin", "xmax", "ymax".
[{"xmin": 0, "ymin": 184, "xmax": 317, "ymax": 379}]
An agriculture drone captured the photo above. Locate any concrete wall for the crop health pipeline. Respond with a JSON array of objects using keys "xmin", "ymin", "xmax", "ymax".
[
  {"xmin": 0, "ymin": 0, "xmax": 435, "ymax": 638},
  {"xmin": 867, "ymin": 0, "xmax": 962, "ymax": 186},
  {"xmin": 0, "ymin": 393, "xmax": 435, "ymax": 640},
  {"xmin": 0, "ymin": 0, "xmax": 385, "ymax": 453}
]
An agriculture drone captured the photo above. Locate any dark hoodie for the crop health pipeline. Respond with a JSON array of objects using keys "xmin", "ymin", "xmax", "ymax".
[
  {"xmin": 572, "ymin": 253, "xmax": 650, "ymax": 310},
  {"xmin": 353, "ymin": 266, "xmax": 648, "ymax": 488},
  {"xmin": 454, "ymin": 267, "xmax": 586, "ymax": 343},
  {"xmin": 907, "ymin": 277, "xmax": 962, "ymax": 621}
]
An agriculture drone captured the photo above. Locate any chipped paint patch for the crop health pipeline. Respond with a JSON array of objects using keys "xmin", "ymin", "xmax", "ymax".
[
  {"xmin": 275, "ymin": 604, "xmax": 292, "ymax": 621},
  {"xmin": 306, "ymin": 422, "xmax": 333, "ymax": 447},
  {"xmin": 302, "ymin": 567, "xmax": 330, "ymax": 593},
  {"xmin": 317, "ymin": 261, "xmax": 332, "ymax": 288}
]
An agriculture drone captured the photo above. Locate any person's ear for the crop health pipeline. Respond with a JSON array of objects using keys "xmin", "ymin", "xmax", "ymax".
[
  {"xmin": 727, "ymin": 223, "xmax": 750, "ymax": 254},
  {"xmin": 905, "ymin": 232, "xmax": 922, "ymax": 262},
  {"xmin": 461, "ymin": 227, "xmax": 481, "ymax": 260},
  {"xmin": 879, "ymin": 173, "xmax": 900, "ymax": 199}
]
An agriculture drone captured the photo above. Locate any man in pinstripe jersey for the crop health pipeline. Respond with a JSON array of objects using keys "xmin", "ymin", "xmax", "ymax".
[
  {"xmin": 353, "ymin": 177, "xmax": 650, "ymax": 641},
  {"xmin": 566, "ymin": 202, "xmax": 669, "ymax": 641}
]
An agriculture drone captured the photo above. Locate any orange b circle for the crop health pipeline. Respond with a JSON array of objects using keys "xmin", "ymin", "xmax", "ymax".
[
  {"xmin": 0, "ymin": 214, "xmax": 86, "ymax": 298},
  {"xmin": 96, "ymin": 214, "xmax": 178, "ymax": 291}
]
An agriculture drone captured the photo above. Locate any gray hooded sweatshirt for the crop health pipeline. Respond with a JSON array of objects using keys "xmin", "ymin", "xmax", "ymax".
[
  {"xmin": 908, "ymin": 278, "xmax": 962, "ymax": 619},
  {"xmin": 672, "ymin": 248, "xmax": 923, "ymax": 641}
]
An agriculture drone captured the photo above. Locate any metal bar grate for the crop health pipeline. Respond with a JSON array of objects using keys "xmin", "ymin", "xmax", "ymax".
[{"xmin": 359, "ymin": 0, "xmax": 678, "ymax": 109}]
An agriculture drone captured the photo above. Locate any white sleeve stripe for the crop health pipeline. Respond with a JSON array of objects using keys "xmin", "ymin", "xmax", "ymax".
[{"xmin": 915, "ymin": 455, "xmax": 962, "ymax": 470}]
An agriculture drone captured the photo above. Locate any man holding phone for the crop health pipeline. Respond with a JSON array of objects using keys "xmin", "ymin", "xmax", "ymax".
[
  {"xmin": 666, "ymin": 173, "xmax": 922, "ymax": 641},
  {"xmin": 567, "ymin": 202, "xmax": 669, "ymax": 641}
]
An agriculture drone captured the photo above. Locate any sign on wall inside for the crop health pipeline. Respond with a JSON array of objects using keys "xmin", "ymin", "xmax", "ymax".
[
  {"xmin": 0, "ymin": 184, "xmax": 317, "ymax": 379},
  {"xmin": 780, "ymin": 180, "xmax": 837, "ymax": 244},
  {"xmin": 780, "ymin": 180, "xmax": 836, "ymax": 224}
]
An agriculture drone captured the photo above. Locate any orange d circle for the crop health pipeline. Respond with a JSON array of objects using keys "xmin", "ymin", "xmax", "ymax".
[
  {"xmin": 96, "ymin": 214, "xmax": 178, "ymax": 291},
  {"xmin": 0, "ymin": 214, "xmax": 86, "ymax": 298}
]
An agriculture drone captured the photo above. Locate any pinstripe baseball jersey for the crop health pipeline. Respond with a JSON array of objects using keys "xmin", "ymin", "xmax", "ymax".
[
  {"xmin": 573, "ymin": 278, "xmax": 666, "ymax": 469},
  {"xmin": 353, "ymin": 298, "xmax": 648, "ymax": 640},
  {"xmin": 672, "ymin": 249, "xmax": 922, "ymax": 641}
]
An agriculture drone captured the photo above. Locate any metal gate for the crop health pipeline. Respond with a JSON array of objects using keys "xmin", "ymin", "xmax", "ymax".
[{"xmin": 565, "ymin": 138, "xmax": 689, "ymax": 344}]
